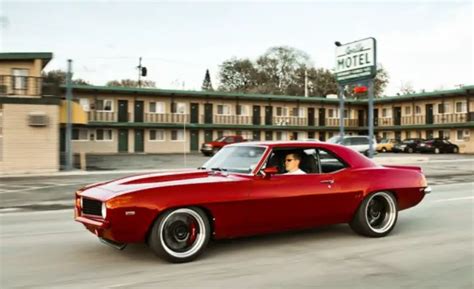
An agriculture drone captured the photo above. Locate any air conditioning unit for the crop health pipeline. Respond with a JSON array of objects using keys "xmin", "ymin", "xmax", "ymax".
[{"xmin": 28, "ymin": 112, "xmax": 49, "ymax": 127}]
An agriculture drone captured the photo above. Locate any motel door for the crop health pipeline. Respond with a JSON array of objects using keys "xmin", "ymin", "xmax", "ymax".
[
  {"xmin": 318, "ymin": 108, "xmax": 326, "ymax": 126},
  {"xmin": 308, "ymin": 108, "xmax": 315, "ymax": 126},
  {"xmin": 358, "ymin": 110, "xmax": 365, "ymax": 127},
  {"xmin": 253, "ymin": 106, "xmax": 261, "ymax": 125},
  {"xmin": 426, "ymin": 104, "xmax": 434, "ymax": 124},
  {"xmin": 134, "ymin": 129, "xmax": 144, "ymax": 153},
  {"xmin": 118, "ymin": 100, "xmax": 128, "ymax": 122},
  {"xmin": 190, "ymin": 130, "xmax": 199, "ymax": 151},
  {"xmin": 190, "ymin": 103, "xmax": 199, "ymax": 124},
  {"xmin": 265, "ymin": 106, "xmax": 273, "ymax": 125},
  {"xmin": 204, "ymin": 103, "xmax": 213, "ymax": 124},
  {"xmin": 118, "ymin": 129, "xmax": 129, "ymax": 153},
  {"xmin": 394, "ymin": 107, "xmax": 402, "ymax": 126},
  {"xmin": 134, "ymin": 101, "xmax": 144, "ymax": 122}
]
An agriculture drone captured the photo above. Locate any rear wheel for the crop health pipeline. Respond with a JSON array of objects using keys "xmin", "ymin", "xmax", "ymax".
[
  {"xmin": 350, "ymin": 192, "xmax": 398, "ymax": 237},
  {"xmin": 434, "ymin": 148, "xmax": 440, "ymax": 154},
  {"xmin": 407, "ymin": 147, "xmax": 414, "ymax": 153},
  {"xmin": 453, "ymin": 147, "xmax": 459, "ymax": 153},
  {"xmin": 148, "ymin": 207, "xmax": 210, "ymax": 263},
  {"xmin": 381, "ymin": 147, "xmax": 387, "ymax": 153}
]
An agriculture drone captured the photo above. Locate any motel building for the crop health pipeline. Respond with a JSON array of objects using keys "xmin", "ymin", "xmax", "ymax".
[{"xmin": 0, "ymin": 52, "xmax": 473, "ymax": 174}]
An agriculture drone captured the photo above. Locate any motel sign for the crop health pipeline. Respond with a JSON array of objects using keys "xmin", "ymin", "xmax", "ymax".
[{"xmin": 335, "ymin": 37, "xmax": 376, "ymax": 83}]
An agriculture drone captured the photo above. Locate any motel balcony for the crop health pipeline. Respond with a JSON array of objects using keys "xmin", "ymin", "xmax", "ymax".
[
  {"xmin": 145, "ymin": 113, "xmax": 189, "ymax": 124},
  {"xmin": 325, "ymin": 118, "xmax": 359, "ymax": 127},
  {"xmin": 0, "ymin": 75, "xmax": 46, "ymax": 97},
  {"xmin": 211, "ymin": 115, "xmax": 253, "ymax": 125}
]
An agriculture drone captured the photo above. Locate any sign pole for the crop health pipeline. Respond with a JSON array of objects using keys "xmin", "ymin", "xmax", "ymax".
[
  {"xmin": 65, "ymin": 59, "xmax": 73, "ymax": 170},
  {"xmin": 368, "ymin": 79, "xmax": 374, "ymax": 158},
  {"xmin": 338, "ymin": 83, "xmax": 344, "ymax": 137}
]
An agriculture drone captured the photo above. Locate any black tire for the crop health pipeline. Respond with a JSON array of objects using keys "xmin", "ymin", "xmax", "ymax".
[
  {"xmin": 148, "ymin": 207, "xmax": 211, "ymax": 263},
  {"xmin": 350, "ymin": 191, "xmax": 398, "ymax": 238},
  {"xmin": 434, "ymin": 148, "xmax": 440, "ymax": 154},
  {"xmin": 381, "ymin": 147, "xmax": 387, "ymax": 153},
  {"xmin": 453, "ymin": 147, "xmax": 459, "ymax": 154},
  {"xmin": 407, "ymin": 147, "xmax": 414, "ymax": 153}
]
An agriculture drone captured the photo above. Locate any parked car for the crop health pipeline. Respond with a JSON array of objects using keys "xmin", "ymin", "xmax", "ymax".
[
  {"xmin": 327, "ymin": 135, "xmax": 377, "ymax": 156},
  {"xmin": 376, "ymin": 139, "xmax": 399, "ymax": 152},
  {"xmin": 392, "ymin": 138, "xmax": 425, "ymax": 153},
  {"xmin": 75, "ymin": 141, "xmax": 430, "ymax": 263},
  {"xmin": 200, "ymin": 135, "xmax": 246, "ymax": 156},
  {"xmin": 417, "ymin": 138, "xmax": 459, "ymax": 154}
]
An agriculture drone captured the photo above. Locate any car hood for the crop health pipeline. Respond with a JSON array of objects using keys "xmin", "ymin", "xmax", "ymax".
[{"xmin": 79, "ymin": 169, "xmax": 244, "ymax": 201}]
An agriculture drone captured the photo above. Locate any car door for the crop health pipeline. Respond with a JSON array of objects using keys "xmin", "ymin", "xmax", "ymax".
[{"xmin": 247, "ymin": 147, "xmax": 355, "ymax": 234}]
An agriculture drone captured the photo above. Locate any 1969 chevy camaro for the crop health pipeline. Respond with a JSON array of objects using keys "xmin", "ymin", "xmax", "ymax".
[{"xmin": 75, "ymin": 141, "xmax": 430, "ymax": 263}]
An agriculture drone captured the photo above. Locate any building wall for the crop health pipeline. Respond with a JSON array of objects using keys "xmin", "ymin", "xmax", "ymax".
[{"xmin": 0, "ymin": 103, "xmax": 59, "ymax": 174}]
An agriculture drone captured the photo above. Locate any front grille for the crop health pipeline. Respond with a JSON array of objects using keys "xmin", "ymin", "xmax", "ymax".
[{"xmin": 82, "ymin": 198, "xmax": 102, "ymax": 216}]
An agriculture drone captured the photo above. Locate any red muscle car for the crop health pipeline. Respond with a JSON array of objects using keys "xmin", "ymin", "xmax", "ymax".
[{"xmin": 75, "ymin": 141, "xmax": 430, "ymax": 263}]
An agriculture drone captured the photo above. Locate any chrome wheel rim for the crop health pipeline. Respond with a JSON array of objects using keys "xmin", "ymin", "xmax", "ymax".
[
  {"xmin": 365, "ymin": 192, "xmax": 397, "ymax": 234},
  {"xmin": 159, "ymin": 208, "xmax": 206, "ymax": 258}
]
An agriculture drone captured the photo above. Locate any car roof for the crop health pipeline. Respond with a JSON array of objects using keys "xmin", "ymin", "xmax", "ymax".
[{"xmin": 229, "ymin": 141, "xmax": 377, "ymax": 169}]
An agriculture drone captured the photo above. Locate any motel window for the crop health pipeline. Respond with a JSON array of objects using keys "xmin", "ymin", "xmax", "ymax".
[
  {"xmin": 79, "ymin": 98, "xmax": 90, "ymax": 112},
  {"xmin": 235, "ymin": 130, "xmax": 242, "ymax": 136},
  {"xmin": 72, "ymin": 128, "xmax": 89, "ymax": 141},
  {"xmin": 236, "ymin": 104, "xmax": 250, "ymax": 116},
  {"xmin": 455, "ymin": 102, "xmax": 467, "ymax": 113},
  {"xmin": 328, "ymin": 109, "xmax": 335, "ymax": 118},
  {"xmin": 437, "ymin": 103, "xmax": 450, "ymax": 114},
  {"xmin": 149, "ymin": 102, "xmax": 165, "ymax": 113},
  {"xmin": 344, "ymin": 109, "xmax": 349, "ymax": 119},
  {"xmin": 382, "ymin": 108, "xmax": 387, "ymax": 117},
  {"xmin": 276, "ymin": 107, "xmax": 289, "ymax": 117},
  {"xmin": 12, "ymin": 68, "xmax": 28, "ymax": 90},
  {"xmin": 96, "ymin": 129, "xmax": 113, "ymax": 141},
  {"xmin": 171, "ymin": 130, "xmax": 184, "ymax": 141},
  {"xmin": 171, "ymin": 102, "xmax": 186, "ymax": 114},
  {"xmin": 291, "ymin": 107, "xmax": 304, "ymax": 117},
  {"xmin": 405, "ymin": 106, "xmax": 411, "ymax": 115},
  {"xmin": 217, "ymin": 104, "xmax": 231, "ymax": 115},
  {"xmin": 149, "ymin": 130, "xmax": 165, "ymax": 141},
  {"xmin": 415, "ymin": 106, "xmax": 421, "ymax": 115},
  {"xmin": 96, "ymin": 99, "xmax": 113, "ymax": 111},
  {"xmin": 456, "ymin": 130, "xmax": 464, "ymax": 141}
]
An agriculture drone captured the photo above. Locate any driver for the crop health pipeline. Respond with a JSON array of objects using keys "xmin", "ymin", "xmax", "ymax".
[{"xmin": 284, "ymin": 152, "xmax": 306, "ymax": 175}]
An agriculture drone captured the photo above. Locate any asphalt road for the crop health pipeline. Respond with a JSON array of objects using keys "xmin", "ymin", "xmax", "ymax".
[{"xmin": 1, "ymin": 182, "xmax": 473, "ymax": 289}]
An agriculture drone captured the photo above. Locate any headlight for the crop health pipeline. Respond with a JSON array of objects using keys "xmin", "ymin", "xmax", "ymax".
[
  {"xmin": 101, "ymin": 202, "xmax": 107, "ymax": 218},
  {"xmin": 80, "ymin": 197, "xmax": 83, "ymax": 208}
]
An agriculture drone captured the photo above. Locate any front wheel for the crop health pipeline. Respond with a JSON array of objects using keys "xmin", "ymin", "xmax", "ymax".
[
  {"xmin": 453, "ymin": 147, "xmax": 459, "ymax": 153},
  {"xmin": 148, "ymin": 207, "xmax": 211, "ymax": 263},
  {"xmin": 350, "ymin": 191, "xmax": 398, "ymax": 237},
  {"xmin": 381, "ymin": 147, "xmax": 387, "ymax": 153}
]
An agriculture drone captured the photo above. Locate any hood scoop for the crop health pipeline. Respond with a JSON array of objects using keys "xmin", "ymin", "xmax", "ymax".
[{"xmin": 120, "ymin": 170, "xmax": 209, "ymax": 185}]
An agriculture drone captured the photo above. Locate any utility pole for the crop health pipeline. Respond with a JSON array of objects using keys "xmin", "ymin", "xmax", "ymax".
[
  {"xmin": 338, "ymin": 84, "xmax": 344, "ymax": 137},
  {"xmin": 137, "ymin": 57, "xmax": 142, "ymax": 88},
  {"xmin": 65, "ymin": 59, "xmax": 73, "ymax": 171},
  {"xmin": 368, "ymin": 79, "xmax": 375, "ymax": 158},
  {"xmin": 304, "ymin": 69, "xmax": 308, "ymax": 97}
]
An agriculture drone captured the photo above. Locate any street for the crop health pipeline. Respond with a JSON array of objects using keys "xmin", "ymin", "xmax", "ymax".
[{"xmin": 0, "ymin": 182, "xmax": 472, "ymax": 288}]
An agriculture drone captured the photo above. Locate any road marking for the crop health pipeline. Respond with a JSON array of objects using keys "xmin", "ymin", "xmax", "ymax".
[{"xmin": 431, "ymin": 196, "xmax": 474, "ymax": 203}]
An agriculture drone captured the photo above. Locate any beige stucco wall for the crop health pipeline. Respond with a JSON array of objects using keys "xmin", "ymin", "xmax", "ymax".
[{"xmin": 0, "ymin": 103, "xmax": 59, "ymax": 174}]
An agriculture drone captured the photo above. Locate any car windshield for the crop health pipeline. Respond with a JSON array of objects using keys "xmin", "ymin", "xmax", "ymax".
[
  {"xmin": 327, "ymin": 135, "xmax": 342, "ymax": 144},
  {"xmin": 200, "ymin": 146, "xmax": 266, "ymax": 173},
  {"xmin": 215, "ymin": 137, "xmax": 226, "ymax": 142}
]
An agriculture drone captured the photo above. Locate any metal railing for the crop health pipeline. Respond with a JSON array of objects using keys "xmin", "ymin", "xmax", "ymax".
[
  {"xmin": 212, "ymin": 115, "xmax": 252, "ymax": 125},
  {"xmin": 145, "ymin": 113, "xmax": 188, "ymax": 123},
  {"xmin": 88, "ymin": 111, "xmax": 117, "ymax": 122}
]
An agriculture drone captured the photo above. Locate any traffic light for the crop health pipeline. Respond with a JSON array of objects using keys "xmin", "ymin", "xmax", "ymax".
[{"xmin": 141, "ymin": 67, "xmax": 147, "ymax": 77}]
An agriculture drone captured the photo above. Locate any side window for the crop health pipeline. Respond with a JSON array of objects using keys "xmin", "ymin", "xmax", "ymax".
[
  {"xmin": 342, "ymin": 138, "xmax": 352, "ymax": 145},
  {"xmin": 317, "ymin": 149, "xmax": 347, "ymax": 173}
]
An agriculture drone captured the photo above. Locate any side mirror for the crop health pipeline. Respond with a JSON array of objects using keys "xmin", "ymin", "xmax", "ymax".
[{"xmin": 261, "ymin": 166, "xmax": 278, "ymax": 178}]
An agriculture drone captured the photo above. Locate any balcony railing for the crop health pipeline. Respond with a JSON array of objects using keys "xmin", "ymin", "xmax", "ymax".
[
  {"xmin": 325, "ymin": 118, "xmax": 359, "ymax": 127},
  {"xmin": 88, "ymin": 111, "xmax": 117, "ymax": 122},
  {"xmin": 273, "ymin": 116, "xmax": 307, "ymax": 126},
  {"xmin": 212, "ymin": 115, "xmax": 252, "ymax": 125},
  {"xmin": 145, "ymin": 113, "xmax": 188, "ymax": 123},
  {"xmin": 0, "ymin": 75, "xmax": 43, "ymax": 97},
  {"xmin": 434, "ymin": 113, "xmax": 468, "ymax": 124}
]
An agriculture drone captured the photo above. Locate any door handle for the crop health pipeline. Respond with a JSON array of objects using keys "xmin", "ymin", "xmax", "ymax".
[{"xmin": 320, "ymin": 179, "xmax": 334, "ymax": 184}]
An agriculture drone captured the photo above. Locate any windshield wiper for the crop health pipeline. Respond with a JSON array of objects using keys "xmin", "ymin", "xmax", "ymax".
[{"xmin": 210, "ymin": 167, "xmax": 227, "ymax": 172}]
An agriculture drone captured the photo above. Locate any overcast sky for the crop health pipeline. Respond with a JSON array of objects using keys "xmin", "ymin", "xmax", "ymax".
[{"xmin": 1, "ymin": 0, "xmax": 472, "ymax": 96}]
